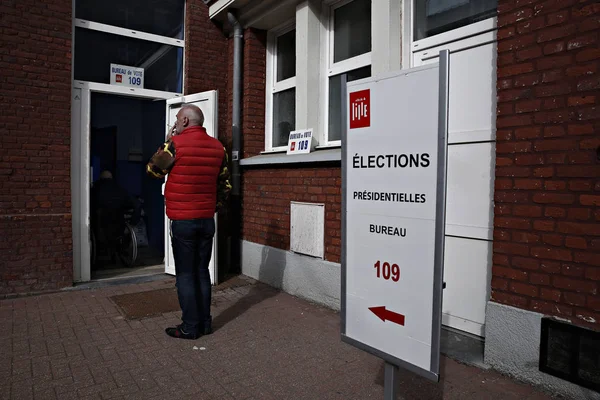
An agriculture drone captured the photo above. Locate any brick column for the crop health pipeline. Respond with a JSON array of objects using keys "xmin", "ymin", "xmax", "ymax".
[
  {"xmin": 493, "ymin": 0, "xmax": 600, "ymax": 327},
  {"xmin": 0, "ymin": 0, "xmax": 73, "ymax": 295}
]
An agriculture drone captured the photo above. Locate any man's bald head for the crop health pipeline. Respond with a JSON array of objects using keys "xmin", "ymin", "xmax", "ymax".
[
  {"xmin": 175, "ymin": 105, "xmax": 204, "ymax": 134},
  {"xmin": 181, "ymin": 105, "xmax": 205, "ymax": 126}
]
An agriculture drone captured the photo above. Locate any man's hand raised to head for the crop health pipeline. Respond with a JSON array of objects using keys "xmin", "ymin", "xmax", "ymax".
[{"xmin": 166, "ymin": 125, "xmax": 177, "ymax": 141}]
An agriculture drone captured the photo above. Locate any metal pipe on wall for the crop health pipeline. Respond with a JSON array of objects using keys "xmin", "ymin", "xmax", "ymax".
[{"xmin": 227, "ymin": 11, "xmax": 243, "ymax": 272}]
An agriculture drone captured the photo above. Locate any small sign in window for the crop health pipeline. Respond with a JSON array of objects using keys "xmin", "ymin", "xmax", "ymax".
[{"xmin": 110, "ymin": 63, "xmax": 145, "ymax": 89}]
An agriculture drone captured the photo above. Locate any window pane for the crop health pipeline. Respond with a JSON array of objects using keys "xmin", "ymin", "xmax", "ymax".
[
  {"xmin": 414, "ymin": 0, "xmax": 497, "ymax": 41},
  {"xmin": 76, "ymin": 0, "xmax": 185, "ymax": 39},
  {"xmin": 272, "ymin": 89, "xmax": 296, "ymax": 148},
  {"xmin": 328, "ymin": 66, "xmax": 371, "ymax": 141},
  {"xmin": 74, "ymin": 28, "xmax": 183, "ymax": 93},
  {"xmin": 333, "ymin": 0, "xmax": 372, "ymax": 63},
  {"xmin": 277, "ymin": 30, "xmax": 296, "ymax": 82}
]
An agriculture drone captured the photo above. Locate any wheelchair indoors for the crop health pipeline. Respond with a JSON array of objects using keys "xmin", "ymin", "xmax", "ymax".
[{"xmin": 91, "ymin": 207, "xmax": 138, "ymax": 270}]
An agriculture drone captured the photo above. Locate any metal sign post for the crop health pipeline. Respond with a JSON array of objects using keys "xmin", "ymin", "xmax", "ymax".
[
  {"xmin": 341, "ymin": 50, "xmax": 450, "ymax": 396},
  {"xmin": 384, "ymin": 362, "xmax": 400, "ymax": 399}
]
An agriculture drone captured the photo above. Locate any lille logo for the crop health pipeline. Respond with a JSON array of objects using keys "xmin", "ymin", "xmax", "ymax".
[
  {"xmin": 350, "ymin": 89, "xmax": 370, "ymax": 129},
  {"xmin": 290, "ymin": 142, "xmax": 296, "ymax": 151},
  {"xmin": 116, "ymin": 74, "xmax": 123, "ymax": 83}
]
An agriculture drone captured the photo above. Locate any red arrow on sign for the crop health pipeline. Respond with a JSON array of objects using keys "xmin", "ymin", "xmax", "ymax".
[{"xmin": 369, "ymin": 306, "xmax": 405, "ymax": 326}]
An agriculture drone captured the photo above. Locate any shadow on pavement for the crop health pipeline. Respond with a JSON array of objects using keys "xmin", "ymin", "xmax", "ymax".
[{"xmin": 212, "ymin": 222, "xmax": 286, "ymax": 332}]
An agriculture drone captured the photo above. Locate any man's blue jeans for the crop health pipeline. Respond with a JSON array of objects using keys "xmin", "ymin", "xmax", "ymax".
[{"xmin": 171, "ymin": 218, "xmax": 215, "ymax": 336}]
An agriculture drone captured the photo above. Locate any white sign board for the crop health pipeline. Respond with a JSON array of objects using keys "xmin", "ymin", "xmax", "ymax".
[
  {"xmin": 287, "ymin": 129, "xmax": 314, "ymax": 155},
  {"xmin": 110, "ymin": 63, "xmax": 144, "ymax": 88},
  {"xmin": 341, "ymin": 53, "xmax": 449, "ymax": 382}
]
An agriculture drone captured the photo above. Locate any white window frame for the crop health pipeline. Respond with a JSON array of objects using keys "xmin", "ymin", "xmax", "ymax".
[
  {"xmin": 74, "ymin": 19, "xmax": 185, "ymax": 47},
  {"xmin": 264, "ymin": 20, "xmax": 297, "ymax": 153},
  {"xmin": 73, "ymin": 0, "xmax": 186, "ymax": 95},
  {"xmin": 402, "ymin": 0, "xmax": 497, "ymax": 68},
  {"xmin": 323, "ymin": 0, "xmax": 372, "ymax": 147}
]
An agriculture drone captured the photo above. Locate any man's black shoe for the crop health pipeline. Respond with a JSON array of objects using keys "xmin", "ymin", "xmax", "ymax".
[
  {"xmin": 165, "ymin": 326, "xmax": 199, "ymax": 340},
  {"xmin": 175, "ymin": 323, "xmax": 212, "ymax": 336}
]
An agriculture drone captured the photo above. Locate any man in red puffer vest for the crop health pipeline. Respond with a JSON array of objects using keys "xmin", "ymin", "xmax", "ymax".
[{"xmin": 147, "ymin": 104, "xmax": 231, "ymax": 340}]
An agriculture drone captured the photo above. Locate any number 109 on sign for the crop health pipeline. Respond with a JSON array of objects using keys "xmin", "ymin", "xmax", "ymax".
[
  {"xmin": 374, "ymin": 261, "xmax": 400, "ymax": 282},
  {"xmin": 128, "ymin": 76, "xmax": 142, "ymax": 86}
]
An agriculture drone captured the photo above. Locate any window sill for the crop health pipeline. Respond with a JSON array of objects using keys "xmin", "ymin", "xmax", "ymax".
[
  {"xmin": 316, "ymin": 143, "xmax": 341, "ymax": 150},
  {"xmin": 260, "ymin": 148, "xmax": 287, "ymax": 155},
  {"xmin": 240, "ymin": 148, "xmax": 341, "ymax": 166}
]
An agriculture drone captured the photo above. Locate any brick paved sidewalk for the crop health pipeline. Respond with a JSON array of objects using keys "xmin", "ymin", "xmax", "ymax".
[{"xmin": 0, "ymin": 275, "xmax": 557, "ymax": 400}]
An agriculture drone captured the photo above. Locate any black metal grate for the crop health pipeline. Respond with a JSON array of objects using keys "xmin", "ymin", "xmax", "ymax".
[{"xmin": 539, "ymin": 317, "xmax": 600, "ymax": 392}]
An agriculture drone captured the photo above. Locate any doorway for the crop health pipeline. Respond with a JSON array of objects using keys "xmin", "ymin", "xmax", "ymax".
[
  {"xmin": 89, "ymin": 93, "xmax": 166, "ymax": 280},
  {"xmin": 71, "ymin": 83, "xmax": 180, "ymax": 283},
  {"xmin": 71, "ymin": 83, "xmax": 220, "ymax": 284}
]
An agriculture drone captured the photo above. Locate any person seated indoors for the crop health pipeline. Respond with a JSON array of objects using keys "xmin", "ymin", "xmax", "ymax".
[{"xmin": 91, "ymin": 170, "xmax": 141, "ymax": 264}]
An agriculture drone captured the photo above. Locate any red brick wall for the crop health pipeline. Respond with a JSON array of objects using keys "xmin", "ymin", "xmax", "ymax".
[
  {"xmin": 493, "ymin": 0, "xmax": 600, "ymax": 327},
  {"xmin": 243, "ymin": 168, "xmax": 342, "ymax": 263},
  {"xmin": 0, "ymin": 0, "xmax": 73, "ymax": 295},
  {"xmin": 185, "ymin": 0, "xmax": 230, "ymax": 145}
]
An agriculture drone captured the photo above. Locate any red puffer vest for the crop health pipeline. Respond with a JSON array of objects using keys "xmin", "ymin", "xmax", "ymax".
[{"xmin": 164, "ymin": 126, "xmax": 224, "ymax": 220}]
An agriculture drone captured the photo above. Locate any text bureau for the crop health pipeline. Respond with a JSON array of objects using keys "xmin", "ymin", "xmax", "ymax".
[{"xmin": 370, "ymin": 224, "xmax": 406, "ymax": 237}]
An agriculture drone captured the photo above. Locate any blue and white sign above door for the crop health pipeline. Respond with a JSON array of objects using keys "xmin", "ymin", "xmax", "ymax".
[{"xmin": 110, "ymin": 63, "xmax": 144, "ymax": 88}]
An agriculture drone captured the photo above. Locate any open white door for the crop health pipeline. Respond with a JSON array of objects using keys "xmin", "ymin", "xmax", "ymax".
[
  {"xmin": 411, "ymin": 24, "xmax": 497, "ymax": 337},
  {"xmin": 164, "ymin": 90, "xmax": 219, "ymax": 285}
]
